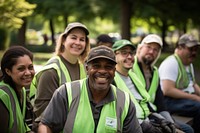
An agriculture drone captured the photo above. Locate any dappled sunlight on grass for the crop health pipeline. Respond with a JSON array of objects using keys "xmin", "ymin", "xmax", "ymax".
[{"xmin": 33, "ymin": 52, "xmax": 53, "ymax": 65}]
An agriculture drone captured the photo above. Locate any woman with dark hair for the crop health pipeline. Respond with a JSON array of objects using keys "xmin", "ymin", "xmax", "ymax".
[{"xmin": 0, "ymin": 46, "xmax": 35, "ymax": 133}]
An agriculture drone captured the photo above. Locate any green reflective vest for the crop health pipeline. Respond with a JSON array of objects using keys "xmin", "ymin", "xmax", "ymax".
[
  {"xmin": 0, "ymin": 81, "xmax": 30, "ymax": 133},
  {"xmin": 114, "ymin": 71, "xmax": 150, "ymax": 119},
  {"xmin": 29, "ymin": 56, "xmax": 86, "ymax": 105},
  {"xmin": 174, "ymin": 54, "xmax": 194, "ymax": 89},
  {"xmin": 132, "ymin": 57, "xmax": 159, "ymax": 111},
  {"xmin": 64, "ymin": 79, "xmax": 129, "ymax": 133}
]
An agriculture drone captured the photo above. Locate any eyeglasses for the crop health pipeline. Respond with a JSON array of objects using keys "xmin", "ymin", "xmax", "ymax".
[{"xmin": 116, "ymin": 50, "xmax": 135, "ymax": 57}]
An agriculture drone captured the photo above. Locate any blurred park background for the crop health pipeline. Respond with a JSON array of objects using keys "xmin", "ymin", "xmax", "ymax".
[{"xmin": 0, "ymin": 0, "xmax": 200, "ymax": 82}]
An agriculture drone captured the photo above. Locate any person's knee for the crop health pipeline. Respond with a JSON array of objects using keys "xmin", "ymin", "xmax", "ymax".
[
  {"xmin": 178, "ymin": 123, "xmax": 194, "ymax": 133},
  {"xmin": 192, "ymin": 102, "xmax": 200, "ymax": 114}
]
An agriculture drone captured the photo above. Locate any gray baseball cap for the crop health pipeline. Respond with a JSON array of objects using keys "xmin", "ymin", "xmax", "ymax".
[
  {"xmin": 178, "ymin": 34, "xmax": 200, "ymax": 47},
  {"xmin": 64, "ymin": 22, "xmax": 89, "ymax": 35}
]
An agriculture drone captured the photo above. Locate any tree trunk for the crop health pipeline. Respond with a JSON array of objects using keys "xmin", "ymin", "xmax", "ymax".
[
  {"xmin": 120, "ymin": 0, "xmax": 132, "ymax": 40},
  {"xmin": 64, "ymin": 14, "xmax": 69, "ymax": 28},
  {"xmin": 0, "ymin": 27, "xmax": 10, "ymax": 50},
  {"xmin": 183, "ymin": 23, "xmax": 187, "ymax": 33},
  {"xmin": 49, "ymin": 19, "xmax": 55, "ymax": 45},
  {"xmin": 17, "ymin": 18, "xmax": 27, "ymax": 46},
  {"xmin": 161, "ymin": 19, "xmax": 167, "ymax": 51}
]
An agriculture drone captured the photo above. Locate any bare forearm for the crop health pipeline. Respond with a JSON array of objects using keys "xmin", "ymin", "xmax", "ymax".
[
  {"xmin": 162, "ymin": 80, "xmax": 200, "ymax": 101},
  {"xmin": 165, "ymin": 87, "xmax": 200, "ymax": 101}
]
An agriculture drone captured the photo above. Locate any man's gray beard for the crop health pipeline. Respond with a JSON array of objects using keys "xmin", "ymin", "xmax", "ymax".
[{"xmin": 142, "ymin": 57, "xmax": 153, "ymax": 66}]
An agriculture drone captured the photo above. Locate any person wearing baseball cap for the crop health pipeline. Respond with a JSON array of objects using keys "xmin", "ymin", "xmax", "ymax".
[
  {"xmin": 86, "ymin": 45, "xmax": 116, "ymax": 64},
  {"xmin": 112, "ymin": 40, "xmax": 163, "ymax": 132},
  {"xmin": 38, "ymin": 45, "xmax": 142, "ymax": 133},
  {"xmin": 132, "ymin": 34, "xmax": 163, "ymax": 90},
  {"xmin": 112, "ymin": 39, "xmax": 136, "ymax": 52},
  {"xmin": 178, "ymin": 34, "xmax": 200, "ymax": 48},
  {"xmin": 132, "ymin": 34, "xmax": 193, "ymax": 133},
  {"xmin": 30, "ymin": 22, "xmax": 90, "ymax": 131},
  {"xmin": 159, "ymin": 33, "xmax": 200, "ymax": 133}
]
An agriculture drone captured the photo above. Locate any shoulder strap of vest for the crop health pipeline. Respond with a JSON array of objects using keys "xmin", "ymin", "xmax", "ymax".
[
  {"xmin": 174, "ymin": 54, "xmax": 190, "ymax": 88},
  {"xmin": 112, "ymin": 85, "xmax": 129, "ymax": 132},
  {"xmin": 133, "ymin": 57, "xmax": 146, "ymax": 85},
  {"xmin": 0, "ymin": 85, "xmax": 18, "ymax": 132},
  {"xmin": 189, "ymin": 64, "xmax": 195, "ymax": 82},
  {"xmin": 115, "ymin": 86, "xmax": 125, "ymax": 132},
  {"xmin": 79, "ymin": 63, "xmax": 86, "ymax": 79},
  {"xmin": 128, "ymin": 71, "xmax": 150, "ymax": 102},
  {"xmin": 148, "ymin": 67, "xmax": 159, "ymax": 98},
  {"xmin": 30, "ymin": 56, "xmax": 71, "ymax": 102},
  {"xmin": 64, "ymin": 80, "xmax": 82, "ymax": 133},
  {"xmin": 47, "ymin": 56, "xmax": 70, "ymax": 84}
]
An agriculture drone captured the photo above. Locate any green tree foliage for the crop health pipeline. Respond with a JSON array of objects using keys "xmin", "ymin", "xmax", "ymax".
[
  {"xmin": 134, "ymin": 0, "xmax": 200, "ymax": 32},
  {"xmin": 133, "ymin": 0, "xmax": 200, "ymax": 48},
  {"xmin": 0, "ymin": 0, "xmax": 35, "ymax": 49},
  {"xmin": 28, "ymin": 0, "xmax": 96, "ymax": 44},
  {"xmin": 0, "ymin": 0, "xmax": 36, "ymax": 30},
  {"xmin": 4, "ymin": 0, "xmax": 199, "ymax": 48}
]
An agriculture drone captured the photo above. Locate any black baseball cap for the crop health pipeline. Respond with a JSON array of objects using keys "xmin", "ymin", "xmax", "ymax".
[{"xmin": 87, "ymin": 45, "xmax": 116, "ymax": 64}]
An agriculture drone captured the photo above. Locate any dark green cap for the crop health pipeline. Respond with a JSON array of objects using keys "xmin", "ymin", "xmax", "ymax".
[{"xmin": 112, "ymin": 39, "xmax": 136, "ymax": 52}]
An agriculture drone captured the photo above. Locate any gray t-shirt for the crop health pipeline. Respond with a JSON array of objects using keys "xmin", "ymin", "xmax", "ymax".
[{"xmin": 118, "ymin": 72, "xmax": 143, "ymax": 100}]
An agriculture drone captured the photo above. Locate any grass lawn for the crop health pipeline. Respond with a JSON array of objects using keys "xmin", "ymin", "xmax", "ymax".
[
  {"xmin": 33, "ymin": 52, "xmax": 53, "ymax": 65},
  {"xmin": 0, "ymin": 50, "xmax": 53, "ymax": 65}
]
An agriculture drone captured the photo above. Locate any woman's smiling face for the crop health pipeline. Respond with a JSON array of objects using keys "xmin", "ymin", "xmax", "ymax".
[
  {"xmin": 64, "ymin": 28, "xmax": 87, "ymax": 57},
  {"xmin": 6, "ymin": 55, "xmax": 35, "ymax": 90}
]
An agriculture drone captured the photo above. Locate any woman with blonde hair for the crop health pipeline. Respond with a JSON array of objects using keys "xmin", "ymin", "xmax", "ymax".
[{"xmin": 30, "ymin": 22, "xmax": 90, "ymax": 131}]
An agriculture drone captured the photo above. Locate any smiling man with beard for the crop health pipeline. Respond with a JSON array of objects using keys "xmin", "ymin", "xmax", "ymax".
[
  {"xmin": 38, "ymin": 45, "xmax": 142, "ymax": 133},
  {"xmin": 159, "ymin": 34, "xmax": 200, "ymax": 133},
  {"xmin": 132, "ymin": 34, "xmax": 194, "ymax": 133}
]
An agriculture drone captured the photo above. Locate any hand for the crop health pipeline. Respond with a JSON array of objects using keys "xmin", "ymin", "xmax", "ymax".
[
  {"xmin": 149, "ymin": 113, "xmax": 176, "ymax": 133},
  {"xmin": 159, "ymin": 119, "xmax": 176, "ymax": 133},
  {"xmin": 141, "ymin": 121, "xmax": 162, "ymax": 133}
]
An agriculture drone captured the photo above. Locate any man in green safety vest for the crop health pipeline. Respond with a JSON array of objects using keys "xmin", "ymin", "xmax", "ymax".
[
  {"xmin": 133, "ymin": 34, "xmax": 194, "ymax": 133},
  {"xmin": 38, "ymin": 45, "xmax": 142, "ymax": 133},
  {"xmin": 159, "ymin": 33, "xmax": 200, "ymax": 133},
  {"xmin": 112, "ymin": 39, "xmax": 185, "ymax": 133}
]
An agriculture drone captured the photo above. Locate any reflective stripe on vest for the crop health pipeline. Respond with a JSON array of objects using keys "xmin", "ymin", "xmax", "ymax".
[
  {"xmin": 114, "ymin": 72, "xmax": 150, "ymax": 119},
  {"xmin": 133, "ymin": 57, "xmax": 158, "ymax": 111},
  {"xmin": 0, "ymin": 81, "xmax": 29, "ymax": 133},
  {"xmin": 64, "ymin": 79, "xmax": 129, "ymax": 133},
  {"xmin": 174, "ymin": 54, "xmax": 194, "ymax": 89},
  {"xmin": 29, "ymin": 56, "xmax": 86, "ymax": 104}
]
